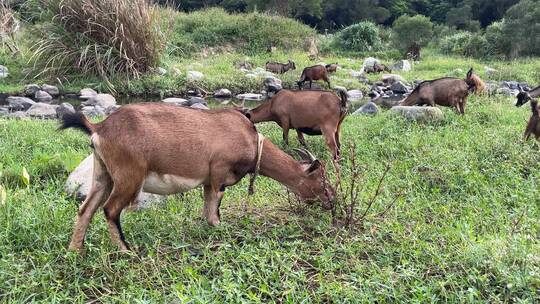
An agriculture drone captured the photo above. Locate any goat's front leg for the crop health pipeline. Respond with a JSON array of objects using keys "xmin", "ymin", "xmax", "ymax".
[
  {"xmin": 296, "ymin": 130, "xmax": 308, "ymax": 148},
  {"xmin": 281, "ymin": 120, "xmax": 290, "ymax": 146},
  {"xmin": 203, "ymin": 185, "xmax": 224, "ymax": 226}
]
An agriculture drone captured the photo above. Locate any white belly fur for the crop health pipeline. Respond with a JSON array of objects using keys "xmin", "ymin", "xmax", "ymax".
[{"xmin": 143, "ymin": 172, "xmax": 203, "ymax": 195}]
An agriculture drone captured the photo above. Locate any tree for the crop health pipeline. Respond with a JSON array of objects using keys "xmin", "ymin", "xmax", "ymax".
[
  {"xmin": 392, "ymin": 14, "xmax": 433, "ymax": 56},
  {"xmin": 500, "ymin": 0, "xmax": 540, "ymax": 58}
]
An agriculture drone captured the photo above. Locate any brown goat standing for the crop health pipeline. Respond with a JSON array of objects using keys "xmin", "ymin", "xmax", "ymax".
[
  {"xmin": 325, "ymin": 63, "xmax": 338, "ymax": 73},
  {"xmin": 297, "ymin": 65, "xmax": 331, "ymax": 89},
  {"xmin": 400, "ymin": 68, "xmax": 476, "ymax": 114},
  {"xmin": 524, "ymin": 100, "xmax": 540, "ymax": 141},
  {"xmin": 59, "ymin": 104, "xmax": 335, "ymax": 252},
  {"xmin": 266, "ymin": 60, "xmax": 296, "ymax": 74},
  {"xmin": 244, "ymin": 89, "xmax": 348, "ymax": 161}
]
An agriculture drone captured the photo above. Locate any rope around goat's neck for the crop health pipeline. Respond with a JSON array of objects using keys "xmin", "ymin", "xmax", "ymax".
[{"xmin": 248, "ymin": 133, "xmax": 264, "ymax": 196}]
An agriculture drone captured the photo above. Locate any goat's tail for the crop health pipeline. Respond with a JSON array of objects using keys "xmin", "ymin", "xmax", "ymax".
[
  {"xmin": 336, "ymin": 88, "xmax": 349, "ymax": 114},
  {"xmin": 58, "ymin": 112, "xmax": 96, "ymax": 135}
]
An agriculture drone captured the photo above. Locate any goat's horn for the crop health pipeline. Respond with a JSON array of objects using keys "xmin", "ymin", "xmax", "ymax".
[{"xmin": 294, "ymin": 148, "xmax": 317, "ymax": 162}]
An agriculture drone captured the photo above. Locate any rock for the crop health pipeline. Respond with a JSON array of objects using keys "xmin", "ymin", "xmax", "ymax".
[
  {"xmin": 501, "ymin": 81, "xmax": 520, "ymax": 90},
  {"xmin": 392, "ymin": 60, "xmax": 412, "ymax": 72},
  {"xmin": 81, "ymin": 106, "xmax": 106, "ymax": 117},
  {"xmin": 390, "ymin": 81, "xmax": 410, "ymax": 94},
  {"xmin": 156, "ymin": 67, "xmax": 167, "ymax": 75},
  {"xmin": 485, "ymin": 81, "xmax": 499, "ymax": 95},
  {"xmin": 35, "ymin": 90, "xmax": 53, "ymax": 103},
  {"xmin": 7, "ymin": 96, "xmax": 35, "ymax": 111},
  {"xmin": 42, "ymin": 84, "xmax": 60, "ymax": 96},
  {"xmin": 382, "ymin": 74, "xmax": 406, "ymax": 85},
  {"xmin": 347, "ymin": 90, "xmax": 364, "ymax": 102},
  {"xmin": 390, "ymin": 106, "xmax": 444, "ymax": 122},
  {"xmin": 79, "ymin": 88, "xmax": 98, "ymax": 99},
  {"xmin": 213, "ymin": 88, "xmax": 232, "ymax": 98},
  {"xmin": 264, "ymin": 76, "xmax": 282, "ymax": 92},
  {"xmin": 26, "ymin": 103, "xmax": 58, "ymax": 119},
  {"xmin": 363, "ymin": 57, "xmax": 380, "ymax": 67},
  {"xmin": 350, "ymin": 70, "xmax": 363, "ymax": 78},
  {"xmin": 24, "ymin": 84, "xmax": 41, "ymax": 97},
  {"xmin": 379, "ymin": 97, "xmax": 402, "ymax": 109},
  {"xmin": 245, "ymin": 73, "xmax": 257, "ymax": 78},
  {"xmin": 56, "ymin": 102, "xmax": 76, "ymax": 118},
  {"xmin": 236, "ymin": 93, "xmax": 264, "ymax": 101},
  {"xmin": 0, "ymin": 107, "xmax": 9, "ymax": 116},
  {"xmin": 65, "ymin": 154, "xmax": 165, "ymax": 209},
  {"xmin": 82, "ymin": 93, "xmax": 116, "ymax": 109},
  {"xmin": 188, "ymin": 97, "xmax": 207, "ymax": 106},
  {"xmin": 0, "ymin": 65, "xmax": 8, "ymax": 78},
  {"xmin": 353, "ymin": 102, "xmax": 379, "ymax": 115},
  {"xmin": 0, "ymin": 93, "xmax": 8, "ymax": 105},
  {"xmin": 190, "ymin": 103, "xmax": 209, "ymax": 110},
  {"xmin": 187, "ymin": 71, "xmax": 204, "ymax": 81},
  {"xmin": 7, "ymin": 111, "xmax": 28, "ymax": 120},
  {"xmin": 485, "ymin": 66, "xmax": 498, "ymax": 77},
  {"xmin": 163, "ymin": 97, "xmax": 189, "ymax": 106},
  {"xmin": 497, "ymin": 87, "xmax": 518, "ymax": 96}
]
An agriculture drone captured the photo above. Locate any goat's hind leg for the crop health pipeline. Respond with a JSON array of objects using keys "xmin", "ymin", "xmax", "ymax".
[{"xmin": 69, "ymin": 154, "xmax": 112, "ymax": 251}]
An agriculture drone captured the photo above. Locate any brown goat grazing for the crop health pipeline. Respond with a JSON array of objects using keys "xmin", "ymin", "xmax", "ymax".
[
  {"xmin": 244, "ymin": 89, "xmax": 348, "ymax": 161},
  {"xmin": 516, "ymin": 84, "xmax": 540, "ymax": 107},
  {"xmin": 400, "ymin": 68, "xmax": 477, "ymax": 114},
  {"xmin": 298, "ymin": 65, "xmax": 331, "ymax": 89},
  {"xmin": 365, "ymin": 63, "xmax": 391, "ymax": 74},
  {"xmin": 470, "ymin": 74, "xmax": 486, "ymax": 94},
  {"xmin": 59, "ymin": 104, "xmax": 335, "ymax": 252},
  {"xmin": 325, "ymin": 63, "xmax": 339, "ymax": 73},
  {"xmin": 524, "ymin": 100, "xmax": 540, "ymax": 141},
  {"xmin": 266, "ymin": 60, "xmax": 296, "ymax": 74}
]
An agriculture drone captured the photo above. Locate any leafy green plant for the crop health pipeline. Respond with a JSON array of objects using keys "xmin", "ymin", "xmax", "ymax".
[
  {"xmin": 392, "ymin": 14, "xmax": 433, "ymax": 53},
  {"xmin": 334, "ymin": 21, "xmax": 382, "ymax": 52}
]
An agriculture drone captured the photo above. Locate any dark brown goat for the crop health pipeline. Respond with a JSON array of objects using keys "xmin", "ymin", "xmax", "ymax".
[
  {"xmin": 266, "ymin": 60, "xmax": 296, "ymax": 74},
  {"xmin": 59, "ymin": 104, "xmax": 335, "ymax": 252},
  {"xmin": 400, "ymin": 68, "xmax": 476, "ymax": 114},
  {"xmin": 516, "ymin": 84, "xmax": 540, "ymax": 107},
  {"xmin": 244, "ymin": 89, "xmax": 348, "ymax": 160},
  {"xmin": 365, "ymin": 63, "xmax": 391, "ymax": 74},
  {"xmin": 297, "ymin": 65, "xmax": 331, "ymax": 89},
  {"xmin": 326, "ymin": 63, "xmax": 338, "ymax": 73},
  {"xmin": 524, "ymin": 100, "xmax": 540, "ymax": 141}
]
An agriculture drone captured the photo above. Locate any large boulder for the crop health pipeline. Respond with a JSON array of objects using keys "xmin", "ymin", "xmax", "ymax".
[
  {"xmin": 42, "ymin": 84, "xmax": 60, "ymax": 97},
  {"xmin": 163, "ymin": 97, "xmax": 189, "ymax": 106},
  {"xmin": 35, "ymin": 90, "xmax": 53, "ymax": 103},
  {"xmin": 56, "ymin": 102, "xmax": 76, "ymax": 118},
  {"xmin": 0, "ymin": 65, "xmax": 8, "ymax": 78},
  {"xmin": 79, "ymin": 88, "xmax": 98, "ymax": 99},
  {"xmin": 390, "ymin": 106, "xmax": 444, "ymax": 122},
  {"xmin": 24, "ymin": 84, "xmax": 41, "ymax": 97},
  {"xmin": 187, "ymin": 71, "xmax": 204, "ymax": 81},
  {"xmin": 190, "ymin": 103, "xmax": 209, "ymax": 110},
  {"xmin": 7, "ymin": 96, "xmax": 35, "ymax": 111},
  {"xmin": 188, "ymin": 97, "xmax": 207, "ymax": 106},
  {"xmin": 65, "ymin": 154, "xmax": 165, "ymax": 209},
  {"xmin": 213, "ymin": 88, "xmax": 232, "ymax": 98},
  {"xmin": 363, "ymin": 57, "xmax": 380, "ymax": 67},
  {"xmin": 82, "ymin": 93, "xmax": 116, "ymax": 109},
  {"xmin": 382, "ymin": 74, "xmax": 406, "ymax": 85},
  {"xmin": 26, "ymin": 103, "xmax": 58, "ymax": 119},
  {"xmin": 392, "ymin": 60, "xmax": 411, "ymax": 72},
  {"xmin": 7, "ymin": 111, "xmax": 28, "ymax": 120},
  {"xmin": 81, "ymin": 105, "xmax": 106, "ymax": 117},
  {"xmin": 347, "ymin": 90, "xmax": 364, "ymax": 102},
  {"xmin": 390, "ymin": 81, "xmax": 410, "ymax": 94},
  {"xmin": 353, "ymin": 102, "xmax": 379, "ymax": 115},
  {"xmin": 264, "ymin": 76, "xmax": 282, "ymax": 92}
]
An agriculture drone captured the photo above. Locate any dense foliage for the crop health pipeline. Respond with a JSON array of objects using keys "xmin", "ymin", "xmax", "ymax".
[
  {"xmin": 391, "ymin": 15, "xmax": 433, "ymax": 53},
  {"xmin": 334, "ymin": 22, "xmax": 382, "ymax": 52}
]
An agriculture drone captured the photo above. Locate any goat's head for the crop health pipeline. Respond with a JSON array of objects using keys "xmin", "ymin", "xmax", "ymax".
[
  {"xmin": 293, "ymin": 148, "xmax": 335, "ymax": 209},
  {"xmin": 516, "ymin": 84, "xmax": 532, "ymax": 107},
  {"xmin": 465, "ymin": 68, "xmax": 476, "ymax": 92},
  {"xmin": 288, "ymin": 60, "xmax": 296, "ymax": 70}
]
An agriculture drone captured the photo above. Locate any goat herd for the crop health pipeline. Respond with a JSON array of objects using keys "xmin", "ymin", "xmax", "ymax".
[{"xmin": 58, "ymin": 60, "xmax": 540, "ymax": 252}]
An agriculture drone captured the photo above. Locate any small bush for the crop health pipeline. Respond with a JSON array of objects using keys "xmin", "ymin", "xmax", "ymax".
[
  {"xmin": 169, "ymin": 8, "xmax": 315, "ymax": 55},
  {"xmin": 32, "ymin": 0, "xmax": 166, "ymax": 87},
  {"xmin": 439, "ymin": 31, "xmax": 490, "ymax": 58},
  {"xmin": 392, "ymin": 15, "xmax": 433, "ymax": 53},
  {"xmin": 485, "ymin": 21, "xmax": 508, "ymax": 58},
  {"xmin": 334, "ymin": 21, "xmax": 382, "ymax": 52}
]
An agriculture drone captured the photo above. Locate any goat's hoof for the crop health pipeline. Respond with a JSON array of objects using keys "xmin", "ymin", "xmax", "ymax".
[{"xmin": 207, "ymin": 217, "xmax": 221, "ymax": 227}]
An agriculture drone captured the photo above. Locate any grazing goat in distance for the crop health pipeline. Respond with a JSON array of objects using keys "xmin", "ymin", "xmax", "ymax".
[
  {"xmin": 59, "ymin": 104, "xmax": 335, "ymax": 252},
  {"xmin": 524, "ymin": 100, "xmax": 540, "ymax": 141},
  {"xmin": 266, "ymin": 60, "xmax": 296, "ymax": 74},
  {"xmin": 297, "ymin": 65, "xmax": 331, "ymax": 89},
  {"xmin": 243, "ymin": 89, "xmax": 348, "ymax": 161},
  {"xmin": 516, "ymin": 84, "xmax": 540, "ymax": 107},
  {"xmin": 326, "ymin": 63, "xmax": 338, "ymax": 73},
  {"xmin": 365, "ymin": 63, "xmax": 391, "ymax": 74},
  {"xmin": 400, "ymin": 68, "xmax": 477, "ymax": 114}
]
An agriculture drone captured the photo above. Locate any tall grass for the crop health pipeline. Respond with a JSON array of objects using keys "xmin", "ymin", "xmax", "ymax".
[{"xmin": 31, "ymin": 0, "xmax": 166, "ymax": 88}]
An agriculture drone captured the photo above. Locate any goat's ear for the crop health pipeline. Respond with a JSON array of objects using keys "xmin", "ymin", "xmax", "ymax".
[
  {"xmin": 466, "ymin": 68, "xmax": 473, "ymax": 79},
  {"xmin": 306, "ymin": 160, "xmax": 321, "ymax": 174}
]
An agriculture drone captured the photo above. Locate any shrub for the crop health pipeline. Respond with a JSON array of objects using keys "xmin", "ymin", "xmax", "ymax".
[
  {"xmin": 169, "ymin": 8, "xmax": 315, "ymax": 55},
  {"xmin": 499, "ymin": 0, "xmax": 540, "ymax": 58},
  {"xmin": 392, "ymin": 15, "xmax": 433, "ymax": 53},
  {"xmin": 439, "ymin": 31, "xmax": 490, "ymax": 58},
  {"xmin": 32, "ymin": 0, "xmax": 166, "ymax": 87},
  {"xmin": 334, "ymin": 21, "xmax": 382, "ymax": 52},
  {"xmin": 485, "ymin": 21, "xmax": 509, "ymax": 58}
]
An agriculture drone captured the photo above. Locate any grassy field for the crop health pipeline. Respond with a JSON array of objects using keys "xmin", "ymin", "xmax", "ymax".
[{"xmin": 1, "ymin": 93, "xmax": 539, "ymax": 302}]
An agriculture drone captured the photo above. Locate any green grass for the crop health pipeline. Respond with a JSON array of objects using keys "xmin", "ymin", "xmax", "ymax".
[{"xmin": 1, "ymin": 94, "xmax": 539, "ymax": 302}]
